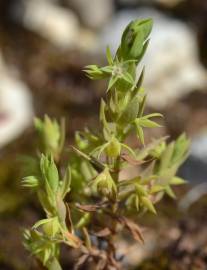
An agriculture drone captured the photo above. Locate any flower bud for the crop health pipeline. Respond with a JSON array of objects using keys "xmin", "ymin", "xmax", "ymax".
[
  {"xmin": 149, "ymin": 142, "xmax": 166, "ymax": 159},
  {"xmin": 92, "ymin": 168, "xmax": 117, "ymax": 199},
  {"xmin": 105, "ymin": 137, "xmax": 121, "ymax": 158},
  {"xmin": 46, "ymin": 157, "xmax": 59, "ymax": 193},
  {"xmin": 34, "ymin": 116, "xmax": 61, "ymax": 157},
  {"xmin": 135, "ymin": 184, "xmax": 147, "ymax": 196},
  {"xmin": 22, "ymin": 176, "xmax": 39, "ymax": 188},
  {"xmin": 40, "ymin": 155, "xmax": 59, "ymax": 194},
  {"xmin": 42, "ymin": 217, "xmax": 60, "ymax": 237},
  {"xmin": 121, "ymin": 19, "xmax": 153, "ymax": 61}
]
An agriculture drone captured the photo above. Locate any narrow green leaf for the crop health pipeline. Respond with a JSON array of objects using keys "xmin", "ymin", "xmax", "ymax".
[
  {"xmin": 170, "ymin": 176, "xmax": 186, "ymax": 186},
  {"xmin": 47, "ymin": 156, "xmax": 59, "ymax": 193},
  {"xmin": 165, "ymin": 185, "xmax": 176, "ymax": 199},
  {"xmin": 99, "ymin": 99, "xmax": 109, "ymax": 132},
  {"xmin": 133, "ymin": 67, "xmax": 145, "ymax": 96},
  {"xmin": 143, "ymin": 113, "xmax": 163, "ymax": 119},
  {"xmin": 121, "ymin": 143, "xmax": 136, "ymax": 157},
  {"xmin": 134, "ymin": 121, "xmax": 144, "ymax": 145},
  {"xmin": 137, "ymin": 39, "xmax": 150, "ymax": 63},
  {"xmin": 107, "ymin": 76, "xmax": 118, "ymax": 92},
  {"xmin": 60, "ymin": 165, "xmax": 71, "ymax": 199},
  {"xmin": 139, "ymin": 119, "xmax": 161, "ymax": 128},
  {"xmin": 101, "ymin": 66, "xmax": 113, "ymax": 73},
  {"xmin": 159, "ymin": 142, "xmax": 175, "ymax": 171},
  {"xmin": 150, "ymin": 185, "xmax": 165, "ymax": 193},
  {"xmin": 106, "ymin": 45, "xmax": 113, "ymax": 65},
  {"xmin": 58, "ymin": 117, "xmax": 65, "ymax": 154},
  {"xmin": 138, "ymin": 95, "xmax": 147, "ymax": 117},
  {"xmin": 122, "ymin": 72, "xmax": 135, "ymax": 85},
  {"xmin": 141, "ymin": 196, "xmax": 156, "ymax": 214}
]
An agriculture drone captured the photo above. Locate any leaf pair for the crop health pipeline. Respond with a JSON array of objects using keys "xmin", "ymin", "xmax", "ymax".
[
  {"xmin": 134, "ymin": 113, "xmax": 163, "ymax": 145},
  {"xmin": 156, "ymin": 134, "xmax": 190, "ymax": 185}
]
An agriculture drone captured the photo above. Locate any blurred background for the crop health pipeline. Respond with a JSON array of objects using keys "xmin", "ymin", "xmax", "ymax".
[{"xmin": 0, "ymin": 0, "xmax": 207, "ymax": 269}]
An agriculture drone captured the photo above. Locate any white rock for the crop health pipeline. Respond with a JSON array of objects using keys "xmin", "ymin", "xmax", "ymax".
[
  {"xmin": 117, "ymin": 0, "xmax": 184, "ymax": 7},
  {"xmin": 68, "ymin": 0, "xmax": 114, "ymax": 29},
  {"xmin": 100, "ymin": 9, "xmax": 207, "ymax": 109},
  {"xmin": 0, "ymin": 54, "xmax": 33, "ymax": 148},
  {"xmin": 190, "ymin": 130, "xmax": 207, "ymax": 161},
  {"xmin": 17, "ymin": 0, "xmax": 80, "ymax": 49}
]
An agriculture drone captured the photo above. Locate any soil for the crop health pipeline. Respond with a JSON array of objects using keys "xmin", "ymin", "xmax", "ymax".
[{"xmin": 138, "ymin": 195, "xmax": 207, "ymax": 270}]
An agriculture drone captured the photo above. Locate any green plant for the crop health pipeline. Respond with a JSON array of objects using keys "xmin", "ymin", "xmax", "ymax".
[{"xmin": 22, "ymin": 18, "xmax": 190, "ymax": 270}]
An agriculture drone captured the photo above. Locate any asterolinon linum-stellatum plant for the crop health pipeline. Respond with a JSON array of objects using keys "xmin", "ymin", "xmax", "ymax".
[{"xmin": 22, "ymin": 18, "xmax": 190, "ymax": 270}]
